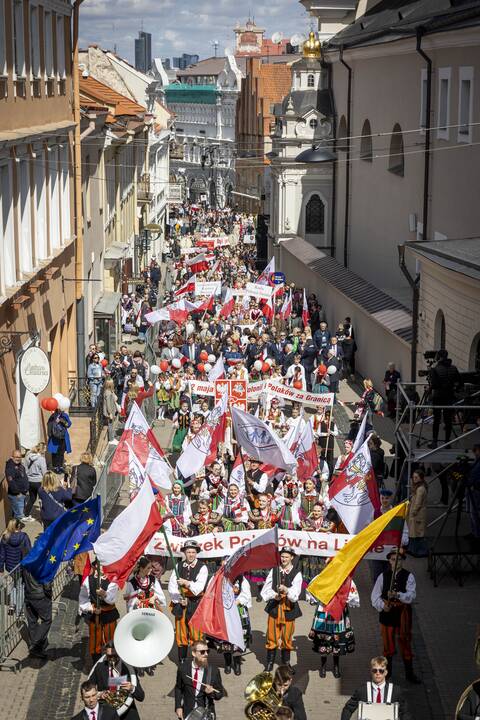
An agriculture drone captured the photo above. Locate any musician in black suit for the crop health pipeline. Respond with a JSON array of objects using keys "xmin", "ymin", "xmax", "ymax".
[
  {"xmin": 273, "ymin": 666, "xmax": 307, "ymax": 720},
  {"xmin": 341, "ymin": 656, "xmax": 412, "ymax": 720},
  {"xmin": 174, "ymin": 640, "xmax": 224, "ymax": 719},
  {"xmin": 89, "ymin": 642, "xmax": 144, "ymax": 720},
  {"xmin": 71, "ymin": 680, "xmax": 118, "ymax": 720}
]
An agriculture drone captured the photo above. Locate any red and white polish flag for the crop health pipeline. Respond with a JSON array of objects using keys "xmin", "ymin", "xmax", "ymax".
[
  {"xmin": 328, "ymin": 431, "xmax": 381, "ymax": 534},
  {"xmin": 176, "ymin": 390, "xmax": 228, "ymax": 477},
  {"xmin": 280, "ymin": 290, "xmax": 292, "ymax": 321},
  {"xmin": 293, "ymin": 419, "xmax": 319, "ymax": 482},
  {"xmin": 208, "ymin": 355, "xmax": 226, "ymax": 382},
  {"xmin": 93, "ymin": 474, "xmax": 164, "ymax": 588},
  {"xmin": 110, "ymin": 402, "xmax": 164, "ymax": 475},
  {"xmin": 220, "ymin": 287, "xmax": 235, "ymax": 318},
  {"xmin": 174, "ymin": 275, "xmax": 196, "ymax": 297},
  {"xmin": 302, "ymin": 289, "xmax": 310, "ymax": 328},
  {"xmin": 256, "ymin": 256, "xmax": 275, "ymax": 286},
  {"xmin": 262, "ymin": 296, "xmax": 274, "ymax": 323},
  {"xmin": 190, "ymin": 527, "xmax": 280, "ymax": 649}
]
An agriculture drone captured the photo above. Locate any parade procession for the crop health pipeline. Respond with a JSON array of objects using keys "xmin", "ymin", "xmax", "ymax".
[
  {"xmin": 1, "ymin": 203, "xmax": 429, "ymax": 720},
  {"xmin": 1, "ymin": 1, "xmax": 480, "ymax": 718}
]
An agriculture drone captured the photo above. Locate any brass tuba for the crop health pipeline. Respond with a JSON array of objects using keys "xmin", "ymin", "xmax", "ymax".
[{"xmin": 244, "ymin": 672, "xmax": 282, "ymax": 720}]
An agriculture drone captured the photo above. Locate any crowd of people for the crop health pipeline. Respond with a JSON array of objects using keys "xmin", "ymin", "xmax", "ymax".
[{"xmin": 2, "ymin": 201, "xmax": 444, "ymax": 720}]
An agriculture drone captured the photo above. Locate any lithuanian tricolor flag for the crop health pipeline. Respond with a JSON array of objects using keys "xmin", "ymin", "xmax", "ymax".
[{"xmin": 307, "ymin": 501, "xmax": 409, "ymax": 606}]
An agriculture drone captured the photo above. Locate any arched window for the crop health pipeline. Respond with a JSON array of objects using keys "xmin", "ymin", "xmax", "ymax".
[
  {"xmin": 307, "ymin": 74, "xmax": 315, "ymax": 88},
  {"xmin": 337, "ymin": 114, "xmax": 348, "ymax": 151},
  {"xmin": 305, "ymin": 194, "xmax": 325, "ymax": 234},
  {"xmin": 360, "ymin": 119, "xmax": 373, "ymax": 162},
  {"xmin": 388, "ymin": 122, "xmax": 404, "ymax": 176},
  {"xmin": 469, "ymin": 333, "xmax": 480, "ymax": 371},
  {"xmin": 434, "ymin": 309, "xmax": 446, "ymax": 351}
]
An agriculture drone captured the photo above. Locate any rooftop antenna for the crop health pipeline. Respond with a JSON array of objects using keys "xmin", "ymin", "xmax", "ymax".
[
  {"xmin": 211, "ymin": 39, "xmax": 219, "ymax": 57},
  {"xmin": 113, "ymin": 23, "xmax": 117, "ymax": 54}
]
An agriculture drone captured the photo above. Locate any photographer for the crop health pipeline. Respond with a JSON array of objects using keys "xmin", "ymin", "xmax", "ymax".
[{"xmin": 428, "ymin": 350, "xmax": 462, "ymax": 448}]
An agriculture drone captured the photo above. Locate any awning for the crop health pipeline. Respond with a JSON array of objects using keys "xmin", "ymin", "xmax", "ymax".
[
  {"xmin": 104, "ymin": 243, "xmax": 128, "ymax": 261},
  {"xmin": 94, "ymin": 291, "xmax": 122, "ymax": 316}
]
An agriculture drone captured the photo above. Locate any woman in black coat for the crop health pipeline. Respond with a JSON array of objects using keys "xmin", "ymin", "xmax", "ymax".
[
  {"xmin": 273, "ymin": 666, "xmax": 307, "ymax": 720},
  {"xmin": 72, "ymin": 452, "xmax": 97, "ymax": 504}
]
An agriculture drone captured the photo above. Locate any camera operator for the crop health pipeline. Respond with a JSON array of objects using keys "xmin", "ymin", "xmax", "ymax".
[{"xmin": 428, "ymin": 350, "xmax": 462, "ymax": 448}]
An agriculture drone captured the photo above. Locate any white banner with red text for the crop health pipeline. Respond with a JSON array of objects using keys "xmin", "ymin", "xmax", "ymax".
[{"xmin": 145, "ymin": 528, "xmax": 394, "ymax": 560}]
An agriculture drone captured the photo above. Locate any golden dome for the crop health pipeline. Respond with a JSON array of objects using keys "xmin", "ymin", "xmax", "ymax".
[{"xmin": 303, "ymin": 31, "xmax": 321, "ymax": 58}]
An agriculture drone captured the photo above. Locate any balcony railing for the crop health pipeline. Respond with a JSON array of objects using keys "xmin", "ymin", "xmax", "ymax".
[{"xmin": 137, "ymin": 173, "xmax": 153, "ymax": 203}]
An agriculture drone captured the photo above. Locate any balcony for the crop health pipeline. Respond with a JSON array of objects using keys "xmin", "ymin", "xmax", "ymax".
[{"xmin": 137, "ymin": 173, "xmax": 153, "ymax": 204}]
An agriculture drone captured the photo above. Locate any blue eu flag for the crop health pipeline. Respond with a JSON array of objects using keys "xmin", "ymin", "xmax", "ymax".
[{"xmin": 21, "ymin": 497, "xmax": 102, "ymax": 584}]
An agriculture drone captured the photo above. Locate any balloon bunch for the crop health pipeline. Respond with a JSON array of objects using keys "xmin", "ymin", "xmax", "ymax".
[{"xmin": 39, "ymin": 392, "xmax": 70, "ymax": 412}]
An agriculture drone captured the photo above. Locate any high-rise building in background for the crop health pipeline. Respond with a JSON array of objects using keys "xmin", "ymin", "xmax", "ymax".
[
  {"xmin": 135, "ymin": 31, "xmax": 152, "ymax": 73},
  {"xmin": 172, "ymin": 53, "xmax": 200, "ymax": 70}
]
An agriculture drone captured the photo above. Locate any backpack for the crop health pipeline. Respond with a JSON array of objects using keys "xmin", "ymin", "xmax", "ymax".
[
  {"xmin": 51, "ymin": 422, "xmax": 66, "ymax": 441},
  {"xmin": 372, "ymin": 392, "xmax": 385, "ymax": 414}
]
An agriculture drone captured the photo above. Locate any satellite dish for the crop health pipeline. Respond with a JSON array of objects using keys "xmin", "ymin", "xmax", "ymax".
[
  {"xmin": 271, "ymin": 31, "xmax": 284, "ymax": 45},
  {"xmin": 291, "ymin": 33, "xmax": 306, "ymax": 47}
]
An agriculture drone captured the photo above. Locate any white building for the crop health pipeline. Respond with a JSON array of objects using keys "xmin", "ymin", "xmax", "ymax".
[
  {"xmin": 161, "ymin": 54, "xmax": 243, "ymax": 207},
  {"xmin": 269, "ymin": 33, "xmax": 335, "ymax": 250}
]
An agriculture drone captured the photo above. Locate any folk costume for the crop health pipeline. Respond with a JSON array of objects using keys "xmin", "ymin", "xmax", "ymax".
[
  {"xmin": 261, "ymin": 548, "xmax": 303, "ymax": 670},
  {"xmin": 79, "ymin": 572, "xmax": 120, "ymax": 660},
  {"xmin": 124, "ymin": 573, "xmax": 166, "ymax": 612},
  {"xmin": 371, "ymin": 549, "xmax": 420, "ymax": 683},
  {"xmin": 168, "ymin": 540, "xmax": 208, "ymax": 661},
  {"xmin": 172, "ymin": 407, "xmax": 191, "ymax": 453},
  {"xmin": 308, "ymin": 577, "xmax": 359, "ymax": 678},
  {"xmin": 217, "ymin": 487, "xmax": 249, "ymax": 531},
  {"xmin": 166, "ymin": 481, "xmax": 192, "ymax": 537}
]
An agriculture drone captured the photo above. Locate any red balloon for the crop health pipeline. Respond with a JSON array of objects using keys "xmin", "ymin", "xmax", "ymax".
[
  {"xmin": 262, "ymin": 362, "xmax": 270, "ymax": 373},
  {"xmin": 318, "ymin": 364, "xmax": 327, "ymax": 375},
  {"xmin": 197, "ymin": 363, "xmax": 205, "ymax": 373},
  {"xmin": 45, "ymin": 397, "xmax": 59, "ymax": 411},
  {"xmin": 293, "ymin": 381, "xmax": 303, "ymax": 390},
  {"xmin": 160, "ymin": 360, "xmax": 169, "ymax": 372},
  {"xmin": 199, "ymin": 350, "xmax": 209, "ymax": 362},
  {"xmin": 40, "ymin": 397, "xmax": 49, "ymax": 410},
  {"xmin": 101, "ymin": 359, "xmax": 108, "ymax": 368}
]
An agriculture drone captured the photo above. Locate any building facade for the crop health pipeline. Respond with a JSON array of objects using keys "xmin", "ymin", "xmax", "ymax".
[
  {"xmin": 235, "ymin": 58, "xmax": 292, "ymax": 213},
  {"xmin": 268, "ymin": 33, "xmax": 335, "ymax": 250},
  {"xmin": 164, "ymin": 55, "xmax": 242, "ymax": 208},
  {"xmin": 0, "ymin": 0, "xmax": 77, "ymax": 478}
]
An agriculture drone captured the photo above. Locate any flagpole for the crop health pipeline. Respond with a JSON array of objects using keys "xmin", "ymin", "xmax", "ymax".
[{"xmin": 160, "ymin": 526, "xmax": 181, "ymax": 583}]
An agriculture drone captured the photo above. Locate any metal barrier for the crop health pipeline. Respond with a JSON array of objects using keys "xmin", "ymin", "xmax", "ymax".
[{"xmin": 0, "ymin": 445, "xmax": 124, "ymax": 669}]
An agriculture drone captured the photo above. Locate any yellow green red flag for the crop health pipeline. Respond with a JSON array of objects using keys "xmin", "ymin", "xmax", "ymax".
[{"xmin": 307, "ymin": 501, "xmax": 409, "ymax": 605}]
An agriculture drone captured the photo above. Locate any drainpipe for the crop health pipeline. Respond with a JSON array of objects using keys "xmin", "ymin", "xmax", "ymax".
[
  {"xmin": 328, "ymin": 60, "xmax": 336, "ymax": 259},
  {"xmin": 416, "ymin": 27, "xmax": 432, "ymax": 243},
  {"xmin": 339, "ymin": 47, "xmax": 352, "ymax": 268},
  {"xmin": 73, "ymin": 0, "xmax": 85, "ymax": 378},
  {"xmin": 398, "ymin": 245, "xmax": 420, "ymax": 382}
]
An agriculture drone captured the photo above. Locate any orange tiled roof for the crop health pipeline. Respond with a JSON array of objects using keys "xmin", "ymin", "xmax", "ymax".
[{"xmin": 79, "ymin": 74, "xmax": 146, "ymax": 118}]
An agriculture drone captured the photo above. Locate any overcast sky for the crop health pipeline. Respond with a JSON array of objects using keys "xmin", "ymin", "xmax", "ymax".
[{"xmin": 79, "ymin": 0, "xmax": 312, "ymax": 65}]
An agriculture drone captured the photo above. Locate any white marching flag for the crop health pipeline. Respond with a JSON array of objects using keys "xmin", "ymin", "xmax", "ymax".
[
  {"xmin": 208, "ymin": 355, "xmax": 226, "ymax": 382},
  {"xmin": 230, "ymin": 406, "xmax": 297, "ymax": 472}
]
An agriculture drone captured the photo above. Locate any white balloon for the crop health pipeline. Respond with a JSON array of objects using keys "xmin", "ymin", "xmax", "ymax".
[
  {"xmin": 53, "ymin": 393, "xmax": 64, "ymax": 402},
  {"xmin": 171, "ymin": 358, "xmax": 182, "ymax": 369},
  {"xmin": 204, "ymin": 363, "xmax": 212, "ymax": 372},
  {"xmin": 150, "ymin": 364, "xmax": 161, "ymax": 375},
  {"xmin": 208, "ymin": 354, "xmax": 216, "ymax": 363},
  {"xmin": 265, "ymin": 357, "xmax": 273, "ymax": 366},
  {"xmin": 58, "ymin": 396, "xmax": 70, "ymax": 411},
  {"xmin": 163, "ymin": 381, "xmax": 171, "ymax": 390},
  {"xmin": 254, "ymin": 360, "xmax": 263, "ymax": 371},
  {"xmin": 327, "ymin": 365, "xmax": 337, "ymax": 375}
]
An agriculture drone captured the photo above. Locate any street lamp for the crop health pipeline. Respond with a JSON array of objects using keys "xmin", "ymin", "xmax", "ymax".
[{"xmin": 295, "ymin": 145, "xmax": 337, "ymax": 163}]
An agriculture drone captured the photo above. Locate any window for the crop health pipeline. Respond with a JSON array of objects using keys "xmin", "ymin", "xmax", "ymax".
[
  {"xmin": 18, "ymin": 158, "xmax": 33, "ymax": 273},
  {"xmin": 360, "ymin": 119, "xmax": 372, "ymax": 162},
  {"xmin": 84, "ymin": 154, "xmax": 91, "ymax": 223},
  {"xmin": 30, "ymin": 5, "xmax": 41, "ymax": 91},
  {"xmin": 56, "ymin": 14, "xmax": 65, "ymax": 78},
  {"xmin": 388, "ymin": 123, "xmax": 404, "ymax": 177},
  {"xmin": 49, "ymin": 148, "xmax": 60, "ymax": 248},
  {"xmin": 0, "ymin": 162, "xmax": 16, "ymax": 290},
  {"xmin": 34, "ymin": 153, "xmax": 48, "ymax": 260},
  {"xmin": 13, "ymin": 0, "xmax": 25, "ymax": 77},
  {"xmin": 305, "ymin": 194, "xmax": 325, "ymax": 234},
  {"xmin": 437, "ymin": 67, "xmax": 451, "ymax": 140},
  {"xmin": 44, "ymin": 11, "xmax": 54, "ymax": 77},
  {"xmin": 0, "ymin": 0, "xmax": 6, "ymax": 75},
  {"xmin": 309, "ymin": 118, "xmax": 318, "ymax": 129},
  {"xmin": 337, "ymin": 114, "xmax": 347, "ymax": 151},
  {"xmin": 434, "ymin": 309, "xmax": 446, "ymax": 351},
  {"xmin": 307, "ymin": 73, "xmax": 315, "ymax": 88},
  {"xmin": 60, "ymin": 145, "xmax": 71, "ymax": 243},
  {"xmin": 419, "ymin": 68, "xmax": 428, "ymax": 129},
  {"xmin": 458, "ymin": 66, "xmax": 473, "ymax": 143}
]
